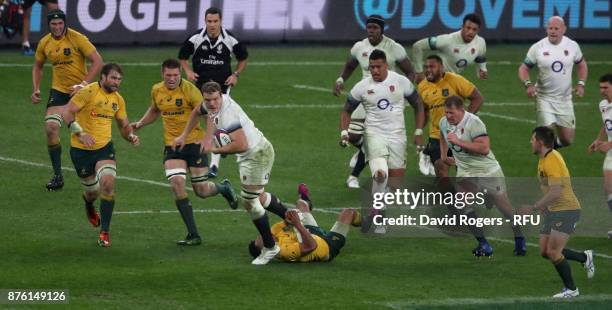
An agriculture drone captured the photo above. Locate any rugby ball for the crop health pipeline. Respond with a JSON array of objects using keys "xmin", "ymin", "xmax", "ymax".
[{"xmin": 214, "ymin": 129, "xmax": 232, "ymax": 148}]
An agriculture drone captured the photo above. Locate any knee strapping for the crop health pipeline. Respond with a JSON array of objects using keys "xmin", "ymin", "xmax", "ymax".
[
  {"xmin": 81, "ymin": 178, "xmax": 99, "ymax": 192},
  {"xmin": 369, "ymin": 158, "xmax": 388, "ymax": 181},
  {"xmin": 45, "ymin": 114, "xmax": 63, "ymax": 127},
  {"xmin": 97, "ymin": 164, "xmax": 117, "ymax": 179},
  {"xmin": 165, "ymin": 168, "xmax": 186, "ymax": 180},
  {"xmin": 241, "ymin": 188, "xmax": 265, "ymax": 219}
]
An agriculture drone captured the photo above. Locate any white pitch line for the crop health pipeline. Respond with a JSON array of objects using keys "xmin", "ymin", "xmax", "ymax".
[
  {"xmin": 479, "ymin": 111, "xmax": 536, "ymax": 124},
  {"xmin": 2, "ymin": 60, "xmax": 612, "ymax": 68},
  {"xmin": 2, "ymin": 155, "xmax": 611, "ymax": 259},
  {"xmin": 0, "ymin": 155, "xmax": 177, "ymax": 190},
  {"xmin": 382, "ymin": 294, "xmax": 612, "ymax": 309}
]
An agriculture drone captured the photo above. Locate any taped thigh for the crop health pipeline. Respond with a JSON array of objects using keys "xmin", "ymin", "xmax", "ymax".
[
  {"xmin": 97, "ymin": 164, "xmax": 117, "ymax": 180},
  {"xmin": 165, "ymin": 168, "xmax": 187, "ymax": 181},
  {"xmin": 44, "ymin": 113, "xmax": 63, "ymax": 127},
  {"xmin": 80, "ymin": 178, "xmax": 99, "ymax": 192}
]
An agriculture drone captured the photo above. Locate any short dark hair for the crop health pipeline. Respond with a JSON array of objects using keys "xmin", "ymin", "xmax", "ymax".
[
  {"xmin": 444, "ymin": 96, "xmax": 464, "ymax": 109},
  {"xmin": 532, "ymin": 126, "xmax": 555, "ymax": 148},
  {"xmin": 600, "ymin": 74, "xmax": 612, "ymax": 84},
  {"xmin": 463, "ymin": 13, "xmax": 482, "ymax": 27},
  {"xmin": 205, "ymin": 7, "xmax": 222, "ymax": 19},
  {"xmin": 426, "ymin": 54, "xmax": 443, "ymax": 64},
  {"xmin": 47, "ymin": 9, "xmax": 66, "ymax": 24},
  {"xmin": 369, "ymin": 49, "xmax": 387, "ymax": 62},
  {"xmin": 162, "ymin": 58, "xmax": 181, "ymax": 70},
  {"xmin": 201, "ymin": 81, "xmax": 222, "ymax": 94},
  {"xmin": 248, "ymin": 241, "xmax": 261, "ymax": 258},
  {"xmin": 101, "ymin": 63, "xmax": 122, "ymax": 77}
]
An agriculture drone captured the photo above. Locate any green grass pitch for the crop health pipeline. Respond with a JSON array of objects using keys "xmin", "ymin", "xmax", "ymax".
[{"xmin": 0, "ymin": 45, "xmax": 611, "ymax": 309}]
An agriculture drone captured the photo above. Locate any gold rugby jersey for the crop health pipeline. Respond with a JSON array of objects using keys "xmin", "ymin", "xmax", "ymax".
[{"xmin": 35, "ymin": 28, "xmax": 96, "ymax": 94}]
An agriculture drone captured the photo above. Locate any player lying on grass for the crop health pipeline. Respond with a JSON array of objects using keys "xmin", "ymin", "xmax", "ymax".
[{"xmin": 248, "ymin": 184, "xmax": 361, "ymax": 263}]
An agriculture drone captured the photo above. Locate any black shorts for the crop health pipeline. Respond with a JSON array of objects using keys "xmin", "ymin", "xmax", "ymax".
[
  {"xmin": 70, "ymin": 142, "xmax": 116, "ymax": 178},
  {"xmin": 540, "ymin": 210, "xmax": 581, "ymax": 235},
  {"xmin": 423, "ymin": 138, "xmax": 453, "ymax": 164},
  {"xmin": 47, "ymin": 89, "xmax": 71, "ymax": 108},
  {"xmin": 305, "ymin": 225, "xmax": 346, "ymax": 261},
  {"xmin": 23, "ymin": 0, "xmax": 58, "ymax": 10},
  {"xmin": 163, "ymin": 144, "xmax": 208, "ymax": 168}
]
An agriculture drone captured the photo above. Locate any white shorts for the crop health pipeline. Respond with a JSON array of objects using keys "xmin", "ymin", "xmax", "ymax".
[
  {"xmin": 457, "ymin": 167, "xmax": 507, "ymax": 195},
  {"xmin": 604, "ymin": 152, "xmax": 612, "ymax": 171},
  {"xmin": 351, "ymin": 104, "xmax": 366, "ymax": 120},
  {"xmin": 237, "ymin": 139, "xmax": 274, "ymax": 186},
  {"xmin": 536, "ymin": 111, "xmax": 576, "ymax": 129},
  {"xmin": 363, "ymin": 132, "xmax": 406, "ymax": 169}
]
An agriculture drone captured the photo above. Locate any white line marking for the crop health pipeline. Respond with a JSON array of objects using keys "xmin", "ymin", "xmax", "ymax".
[
  {"xmin": 2, "ymin": 155, "xmax": 610, "ymax": 259},
  {"xmin": 381, "ymin": 294, "xmax": 612, "ymax": 308},
  {"xmin": 0, "ymin": 155, "xmax": 177, "ymax": 190},
  {"xmin": 1, "ymin": 60, "xmax": 612, "ymax": 67},
  {"xmin": 479, "ymin": 111, "xmax": 536, "ymax": 124}
]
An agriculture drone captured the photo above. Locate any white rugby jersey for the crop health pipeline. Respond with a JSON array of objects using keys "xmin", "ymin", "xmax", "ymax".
[
  {"xmin": 200, "ymin": 95, "xmax": 265, "ymax": 158},
  {"xmin": 413, "ymin": 31, "xmax": 487, "ymax": 75},
  {"xmin": 524, "ymin": 36, "xmax": 584, "ymax": 114},
  {"xmin": 348, "ymin": 71, "xmax": 415, "ymax": 139},
  {"xmin": 599, "ymin": 99, "xmax": 612, "ymax": 142},
  {"xmin": 439, "ymin": 112, "xmax": 501, "ymax": 176},
  {"xmin": 350, "ymin": 35, "xmax": 408, "ymax": 78}
]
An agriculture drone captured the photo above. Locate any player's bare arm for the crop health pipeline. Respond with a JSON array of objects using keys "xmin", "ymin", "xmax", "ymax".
[
  {"xmin": 588, "ymin": 125, "xmax": 606, "ymax": 153},
  {"xmin": 179, "ymin": 59, "xmax": 199, "ymax": 82},
  {"xmin": 518, "ymin": 64, "xmax": 537, "ymax": 98},
  {"xmin": 31, "ymin": 59, "xmax": 44, "ymax": 103},
  {"xmin": 574, "ymin": 59, "xmax": 588, "ymax": 97},
  {"xmin": 70, "ymin": 51, "xmax": 104, "ymax": 96},
  {"xmin": 411, "ymin": 37, "xmax": 430, "ymax": 84},
  {"xmin": 116, "ymin": 117, "xmax": 139, "ymax": 147},
  {"xmin": 519, "ymin": 184, "xmax": 561, "ymax": 214},
  {"xmin": 285, "ymin": 210, "xmax": 317, "ymax": 256},
  {"xmin": 131, "ymin": 104, "xmax": 161, "ymax": 131},
  {"xmin": 406, "ymin": 92, "xmax": 425, "ymax": 148},
  {"xmin": 466, "ymin": 88, "xmax": 484, "ymax": 113},
  {"xmin": 60, "ymin": 101, "xmax": 95, "ymax": 147},
  {"xmin": 397, "ymin": 58, "xmax": 416, "ymax": 82},
  {"xmin": 209, "ymin": 128, "xmax": 248, "ymax": 155},
  {"xmin": 334, "ymin": 58, "xmax": 359, "ymax": 96},
  {"xmin": 173, "ymin": 105, "xmax": 202, "ymax": 151},
  {"xmin": 439, "ymin": 135, "xmax": 455, "ymax": 166},
  {"xmin": 448, "ymin": 134, "xmax": 490, "ymax": 155},
  {"xmin": 340, "ymin": 101, "xmax": 358, "ymax": 146}
]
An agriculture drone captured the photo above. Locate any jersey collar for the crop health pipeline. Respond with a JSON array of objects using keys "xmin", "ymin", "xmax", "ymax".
[{"xmin": 201, "ymin": 27, "xmax": 227, "ymax": 48}]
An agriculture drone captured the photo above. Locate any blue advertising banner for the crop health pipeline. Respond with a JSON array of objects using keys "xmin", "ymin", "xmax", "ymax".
[{"xmin": 0, "ymin": 0, "xmax": 609, "ymax": 45}]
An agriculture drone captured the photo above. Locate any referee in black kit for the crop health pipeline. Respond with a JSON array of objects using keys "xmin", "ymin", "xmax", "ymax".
[{"xmin": 179, "ymin": 6, "xmax": 248, "ymax": 178}]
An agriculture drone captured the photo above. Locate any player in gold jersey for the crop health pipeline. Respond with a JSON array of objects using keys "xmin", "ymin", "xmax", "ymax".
[
  {"xmin": 519, "ymin": 127, "xmax": 594, "ymax": 298},
  {"xmin": 31, "ymin": 9, "xmax": 103, "ymax": 191},
  {"xmin": 248, "ymin": 184, "xmax": 360, "ymax": 263},
  {"xmin": 131, "ymin": 59, "xmax": 238, "ymax": 246},
  {"xmin": 418, "ymin": 55, "xmax": 483, "ymax": 177},
  {"xmin": 60, "ymin": 63, "xmax": 139, "ymax": 248}
]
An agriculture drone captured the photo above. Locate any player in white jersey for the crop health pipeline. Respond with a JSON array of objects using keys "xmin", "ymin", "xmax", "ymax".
[
  {"xmin": 518, "ymin": 16, "xmax": 588, "ymax": 148},
  {"xmin": 439, "ymin": 96, "xmax": 526, "ymax": 256},
  {"xmin": 340, "ymin": 50, "xmax": 425, "ymax": 222},
  {"xmin": 588, "ymin": 74, "xmax": 612, "ymax": 238},
  {"xmin": 334, "ymin": 15, "xmax": 415, "ymax": 189},
  {"xmin": 412, "ymin": 13, "xmax": 487, "ymax": 84},
  {"xmin": 174, "ymin": 81, "xmax": 294, "ymax": 265}
]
